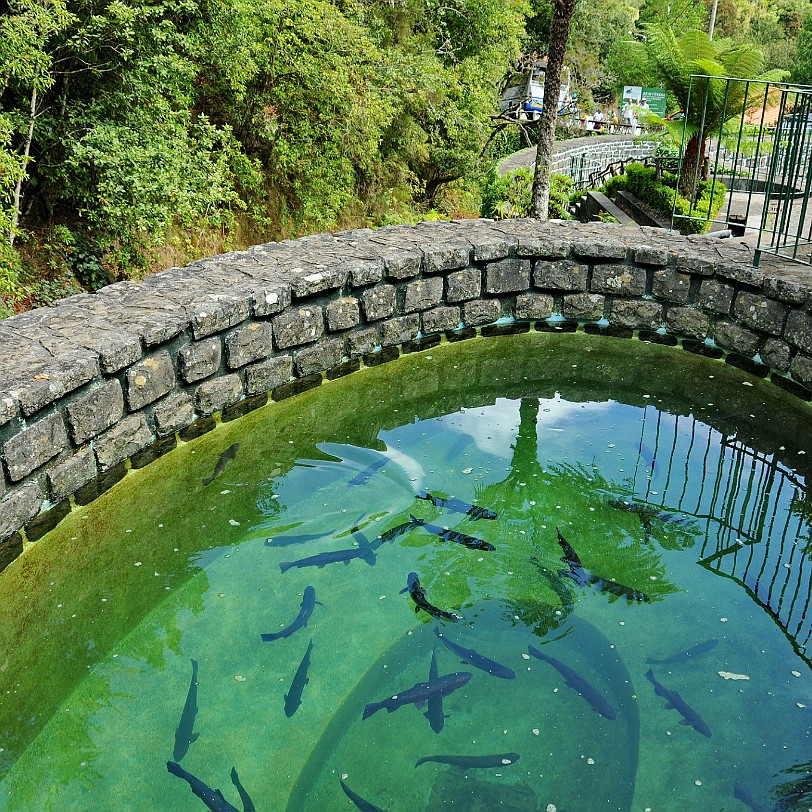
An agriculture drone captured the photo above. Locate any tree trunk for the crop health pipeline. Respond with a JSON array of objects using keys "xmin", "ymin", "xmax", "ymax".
[
  {"xmin": 678, "ymin": 133, "xmax": 705, "ymax": 202},
  {"xmin": 531, "ymin": 0, "xmax": 576, "ymax": 220},
  {"xmin": 9, "ymin": 88, "xmax": 38, "ymax": 247}
]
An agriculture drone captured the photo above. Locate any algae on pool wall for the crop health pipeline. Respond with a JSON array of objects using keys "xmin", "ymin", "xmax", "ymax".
[{"xmin": 0, "ymin": 332, "xmax": 809, "ymax": 811}]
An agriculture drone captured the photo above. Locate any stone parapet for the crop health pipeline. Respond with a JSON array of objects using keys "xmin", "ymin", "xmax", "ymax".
[{"xmin": 1, "ymin": 218, "xmax": 811, "ymax": 568}]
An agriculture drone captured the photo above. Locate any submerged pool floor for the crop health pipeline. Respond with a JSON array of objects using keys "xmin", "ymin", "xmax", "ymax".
[{"xmin": 0, "ymin": 333, "xmax": 810, "ymax": 811}]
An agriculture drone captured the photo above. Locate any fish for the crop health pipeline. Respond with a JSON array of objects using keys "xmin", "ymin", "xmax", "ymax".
[
  {"xmin": 527, "ymin": 644, "xmax": 616, "ymax": 720},
  {"xmin": 414, "ymin": 752, "xmax": 520, "ymax": 769},
  {"xmin": 410, "ymin": 516, "xmax": 495, "ymax": 552},
  {"xmin": 362, "ymin": 671, "xmax": 473, "ymax": 720},
  {"xmin": 646, "ymin": 639, "xmax": 719, "ymax": 665},
  {"xmin": 285, "ymin": 639, "xmax": 314, "ymax": 717},
  {"xmin": 402, "ymin": 572, "xmax": 462, "ymax": 622},
  {"xmin": 415, "ymin": 491, "xmax": 498, "ymax": 521},
  {"xmin": 173, "ymin": 659, "xmax": 200, "ymax": 761},
  {"xmin": 279, "ymin": 537, "xmax": 377, "ymax": 573},
  {"xmin": 166, "ymin": 761, "xmax": 240, "ymax": 812},
  {"xmin": 263, "ymin": 529, "xmax": 332, "ymax": 547},
  {"xmin": 348, "ymin": 455, "xmax": 388, "ymax": 486},
  {"xmin": 377, "ymin": 518, "xmax": 420, "ymax": 544},
  {"xmin": 555, "ymin": 528, "xmax": 650, "ymax": 604},
  {"xmin": 261, "ymin": 586, "xmax": 319, "ymax": 641},
  {"xmin": 230, "ymin": 768, "xmax": 256, "ymax": 812},
  {"xmin": 425, "ymin": 649, "xmax": 446, "ymax": 734},
  {"xmin": 638, "ymin": 441, "xmax": 657, "ymax": 472},
  {"xmin": 645, "ymin": 668, "xmax": 712, "ymax": 737},
  {"xmin": 339, "ymin": 778, "xmax": 387, "ymax": 812},
  {"xmin": 733, "ymin": 780, "xmax": 768, "ymax": 812},
  {"xmin": 202, "ymin": 443, "xmax": 239, "ymax": 486},
  {"xmin": 434, "ymin": 627, "xmax": 516, "ymax": 680},
  {"xmin": 607, "ymin": 499, "xmax": 691, "ymax": 538}
]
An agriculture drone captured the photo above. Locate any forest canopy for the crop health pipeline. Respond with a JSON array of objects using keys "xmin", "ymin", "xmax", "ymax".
[{"xmin": 1, "ymin": 0, "xmax": 810, "ymax": 314}]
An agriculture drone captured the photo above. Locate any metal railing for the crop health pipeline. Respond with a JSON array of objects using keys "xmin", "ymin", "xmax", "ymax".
[{"xmin": 676, "ymin": 75, "xmax": 812, "ymax": 267}]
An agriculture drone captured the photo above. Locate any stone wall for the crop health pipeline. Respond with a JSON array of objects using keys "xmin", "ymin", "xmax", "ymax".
[{"xmin": 1, "ymin": 219, "xmax": 811, "ymax": 571}]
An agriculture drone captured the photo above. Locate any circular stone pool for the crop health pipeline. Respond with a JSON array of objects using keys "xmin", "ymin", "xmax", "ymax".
[{"xmin": 0, "ymin": 332, "xmax": 810, "ymax": 812}]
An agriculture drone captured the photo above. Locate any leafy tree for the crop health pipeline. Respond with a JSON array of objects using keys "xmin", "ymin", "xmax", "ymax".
[{"xmin": 793, "ymin": 9, "xmax": 812, "ymax": 85}]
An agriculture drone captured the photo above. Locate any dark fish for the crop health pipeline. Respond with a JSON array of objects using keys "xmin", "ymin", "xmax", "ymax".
[
  {"xmin": 348, "ymin": 455, "xmax": 388, "ymax": 486},
  {"xmin": 202, "ymin": 443, "xmax": 239, "ymax": 486},
  {"xmin": 377, "ymin": 518, "xmax": 420, "ymax": 544},
  {"xmin": 556, "ymin": 528, "xmax": 650, "ymax": 604},
  {"xmin": 362, "ymin": 671, "xmax": 473, "ymax": 720},
  {"xmin": 279, "ymin": 538, "xmax": 376, "ymax": 573},
  {"xmin": 607, "ymin": 499, "xmax": 691, "ymax": 536},
  {"xmin": 416, "ymin": 491, "xmax": 498, "ymax": 521},
  {"xmin": 645, "ymin": 668, "xmax": 712, "ymax": 737},
  {"xmin": 263, "ymin": 529, "xmax": 332, "ymax": 548},
  {"xmin": 527, "ymin": 644, "xmax": 616, "ymax": 720},
  {"xmin": 434, "ymin": 626, "xmax": 515, "ymax": 680},
  {"xmin": 261, "ymin": 586, "xmax": 319, "ymax": 641},
  {"xmin": 411, "ymin": 516, "xmax": 495, "ymax": 552},
  {"xmin": 529, "ymin": 558, "xmax": 575, "ymax": 610},
  {"xmin": 733, "ymin": 780, "xmax": 768, "ymax": 812},
  {"xmin": 339, "ymin": 778, "xmax": 387, "ymax": 812},
  {"xmin": 285, "ymin": 639, "xmax": 314, "ymax": 717},
  {"xmin": 166, "ymin": 761, "xmax": 240, "ymax": 812},
  {"xmin": 415, "ymin": 752, "xmax": 520, "ymax": 769},
  {"xmin": 646, "ymin": 639, "xmax": 719, "ymax": 665},
  {"xmin": 173, "ymin": 659, "xmax": 200, "ymax": 761},
  {"xmin": 425, "ymin": 649, "xmax": 446, "ymax": 734},
  {"xmin": 402, "ymin": 572, "xmax": 462, "ymax": 622},
  {"xmin": 230, "ymin": 767, "xmax": 256, "ymax": 812}
]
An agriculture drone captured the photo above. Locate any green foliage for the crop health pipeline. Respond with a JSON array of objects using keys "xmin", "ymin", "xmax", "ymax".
[
  {"xmin": 602, "ymin": 162, "xmax": 726, "ymax": 234},
  {"xmin": 481, "ymin": 166, "xmax": 573, "ymax": 219}
]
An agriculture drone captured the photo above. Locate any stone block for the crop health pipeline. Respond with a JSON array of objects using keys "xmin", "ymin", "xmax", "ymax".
[
  {"xmin": 0, "ymin": 483, "xmax": 43, "ymax": 541},
  {"xmin": 562, "ymin": 293, "xmax": 605, "ymax": 321},
  {"xmin": 153, "ymin": 392, "xmax": 196, "ymax": 435},
  {"xmin": 273, "ymin": 306, "xmax": 324, "ymax": 349},
  {"xmin": 761, "ymin": 338, "xmax": 792, "ymax": 372},
  {"xmin": 326, "ymin": 298, "xmax": 361, "ymax": 331},
  {"xmin": 74, "ymin": 462, "xmax": 127, "ymax": 505},
  {"xmin": 516, "ymin": 238, "xmax": 569, "ymax": 258},
  {"xmin": 533, "ymin": 259, "xmax": 588, "ymax": 291},
  {"xmin": 272, "ymin": 374, "xmax": 322, "ymax": 401},
  {"xmin": 665, "ymin": 307, "xmax": 710, "ymax": 340},
  {"xmin": 484, "ymin": 259, "xmax": 530, "ymax": 294},
  {"xmin": 3, "ymin": 411, "xmax": 68, "ymax": 481},
  {"xmin": 610, "ymin": 299, "xmax": 663, "ymax": 330},
  {"xmin": 179, "ymin": 338, "xmax": 221, "ymax": 383},
  {"xmin": 0, "ymin": 395, "xmax": 16, "ymax": 426},
  {"xmin": 290, "ymin": 267, "xmax": 347, "ymax": 298},
  {"xmin": 179, "ymin": 417, "xmax": 216, "ymax": 442},
  {"xmin": 515, "ymin": 294, "xmax": 554, "ymax": 320},
  {"xmin": 591, "ymin": 263, "xmax": 645, "ymax": 296},
  {"xmin": 634, "ymin": 246, "xmax": 669, "ymax": 266},
  {"xmin": 295, "ymin": 338, "xmax": 344, "ymax": 376},
  {"xmin": 222, "ymin": 394, "xmax": 268, "ymax": 422},
  {"xmin": 423, "ymin": 241, "xmax": 470, "ymax": 273},
  {"xmin": 714, "ymin": 320, "xmax": 761, "ymax": 356},
  {"xmin": 652, "ymin": 269, "xmax": 691, "ymax": 304},
  {"xmin": 195, "ymin": 374, "xmax": 243, "ymax": 416},
  {"xmin": 48, "ymin": 448, "xmax": 97, "ymax": 502},
  {"xmin": 697, "ymin": 278, "xmax": 735, "ymax": 315},
  {"xmin": 362, "ymin": 285, "xmax": 396, "ymax": 321},
  {"xmin": 347, "ymin": 328, "xmax": 379, "ymax": 358},
  {"xmin": 574, "ymin": 240, "xmax": 627, "ymax": 260},
  {"xmin": 446, "ymin": 269, "xmax": 481, "ymax": 303},
  {"xmin": 733, "ymin": 292, "xmax": 788, "ymax": 336},
  {"xmin": 785, "ymin": 309, "xmax": 812, "ymax": 354},
  {"xmin": 763, "ymin": 276, "xmax": 807, "ymax": 305},
  {"xmin": 383, "ymin": 249, "xmax": 422, "ymax": 280},
  {"xmin": 252, "ymin": 284, "xmax": 291, "ymax": 317},
  {"xmin": 716, "ymin": 261, "xmax": 764, "ymax": 288},
  {"xmin": 404, "ymin": 277, "xmax": 444, "ymax": 312},
  {"xmin": 94, "ymin": 413, "xmax": 153, "ymax": 470},
  {"xmin": 676, "ymin": 253, "xmax": 716, "ymax": 276},
  {"xmin": 463, "ymin": 299, "xmax": 501, "ymax": 326},
  {"xmin": 791, "ymin": 354, "xmax": 812, "ymax": 388},
  {"xmin": 190, "ymin": 294, "xmax": 251, "ymax": 339},
  {"xmin": 98, "ymin": 337, "xmax": 142, "ymax": 374},
  {"xmin": 245, "ymin": 355, "xmax": 293, "ymax": 395},
  {"xmin": 364, "ymin": 346, "xmax": 399, "ymax": 366},
  {"xmin": 12, "ymin": 353, "xmax": 99, "ymax": 417},
  {"xmin": 347, "ymin": 258, "xmax": 384, "ymax": 287},
  {"xmin": 472, "ymin": 237, "xmax": 511, "ymax": 261},
  {"xmin": 66, "ymin": 379, "xmax": 125, "ymax": 444},
  {"xmin": 126, "ymin": 351, "xmax": 176, "ymax": 410},
  {"xmin": 422, "ymin": 306, "xmax": 460, "ymax": 334},
  {"xmin": 0, "ymin": 533, "xmax": 23, "ymax": 572},
  {"xmin": 225, "ymin": 321, "xmax": 273, "ymax": 368},
  {"xmin": 130, "ymin": 435, "xmax": 178, "ymax": 468},
  {"xmin": 380, "ymin": 315, "xmax": 420, "ymax": 347}
]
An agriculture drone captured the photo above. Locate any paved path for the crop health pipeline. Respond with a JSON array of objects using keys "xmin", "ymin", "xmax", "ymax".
[{"xmin": 498, "ymin": 134, "xmax": 641, "ymax": 175}]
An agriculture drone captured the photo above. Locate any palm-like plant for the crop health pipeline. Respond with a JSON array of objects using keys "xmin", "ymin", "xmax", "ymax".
[{"xmin": 635, "ymin": 26, "xmax": 787, "ymax": 200}]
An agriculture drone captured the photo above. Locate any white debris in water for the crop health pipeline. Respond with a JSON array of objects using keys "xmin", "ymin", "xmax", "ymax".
[
  {"xmin": 619, "ymin": 621, "xmax": 625, "ymax": 626},
  {"xmin": 462, "ymin": 467, "xmax": 473, "ymax": 474},
  {"xmin": 718, "ymin": 671, "xmax": 749, "ymax": 681},
  {"xmin": 798, "ymin": 703, "xmax": 806, "ymax": 708},
  {"xmin": 221, "ymin": 490, "xmax": 231, "ymax": 495},
  {"xmin": 587, "ymin": 758, "xmax": 595, "ymax": 765},
  {"xmin": 228, "ymin": 519, "xmax": 240, "ymax": 526},
  {"xmin": 800, "ymin": 450, "xmax": 807, "ymax": 455},
  {"xmin": 547, "ymin": 805, "xmax": 557, "ymax": 812},
  {"xmin": 720, "ymin": 617, "xmax": 729, "ymax": 622},
  {"xmin": 219, "ymin": 593, "xmax": 226, "ymax": 598},
  {"xmin": 792, "ymin": 671, "xmax": 802, "ymax": 678},
  {"xmin": 234, "ymin": 675, "xmax": 246, "ymax": 682},
  {"xmin": 695, "ymin": 780, "xmax": 702, "ymax": 786},
  {"xmin": 742, "ymin": 381, "xmax": 753, "ymax": 387},
  {"xmin": 529, "ymin": 501, "xmax": 536, "ymax": 506},
  {"xmin": 342, "ymin": 773, "xmax": 349, "ymax": 780},
  {"xmin": 134, "ymin": 562, "xmax": 142, "ymax": 567},
  {"xmin": 378, "ymin": 595, "xmax": 386, "ymax": 600},
  {"xmin": 522, "ymin": 653, "xmax": 530, "ymax": 660},
  {"xmin": 477, "ymin": 557, "xmax": 484, "ymax": 562},
  {"xmin": 125, "ymin": 529, "xmax": 132, "ymax": 534}
]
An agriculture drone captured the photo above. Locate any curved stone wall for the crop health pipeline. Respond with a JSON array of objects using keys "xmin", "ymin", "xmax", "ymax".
[{"xmin": 1, "ymin": 219, "xmax": 811, "ymax": 571}]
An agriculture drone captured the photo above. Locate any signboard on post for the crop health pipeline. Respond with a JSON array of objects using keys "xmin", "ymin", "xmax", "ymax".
[{"xmin": 622, "ymin": 86, "xmax": 667, "ymax": 118}]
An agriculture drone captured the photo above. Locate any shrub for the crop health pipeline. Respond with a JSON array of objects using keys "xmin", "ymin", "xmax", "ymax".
[{"xmin": 481, "ymin": 166, "xmax": 574, "ymax": 220}]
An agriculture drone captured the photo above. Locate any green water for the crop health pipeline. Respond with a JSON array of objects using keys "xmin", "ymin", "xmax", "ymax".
[{"xmin": 0, "ymin": 333, "xmax": 810, "ymax": 812}]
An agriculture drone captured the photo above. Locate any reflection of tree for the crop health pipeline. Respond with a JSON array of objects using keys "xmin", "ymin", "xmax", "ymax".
[
  {"xmin": 772, "ymin": 761, "xmax": 812, "ymax": 811},
  {"xmin": 789, "ymin": 488, "xmax": 812, "ymax": 554}
]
